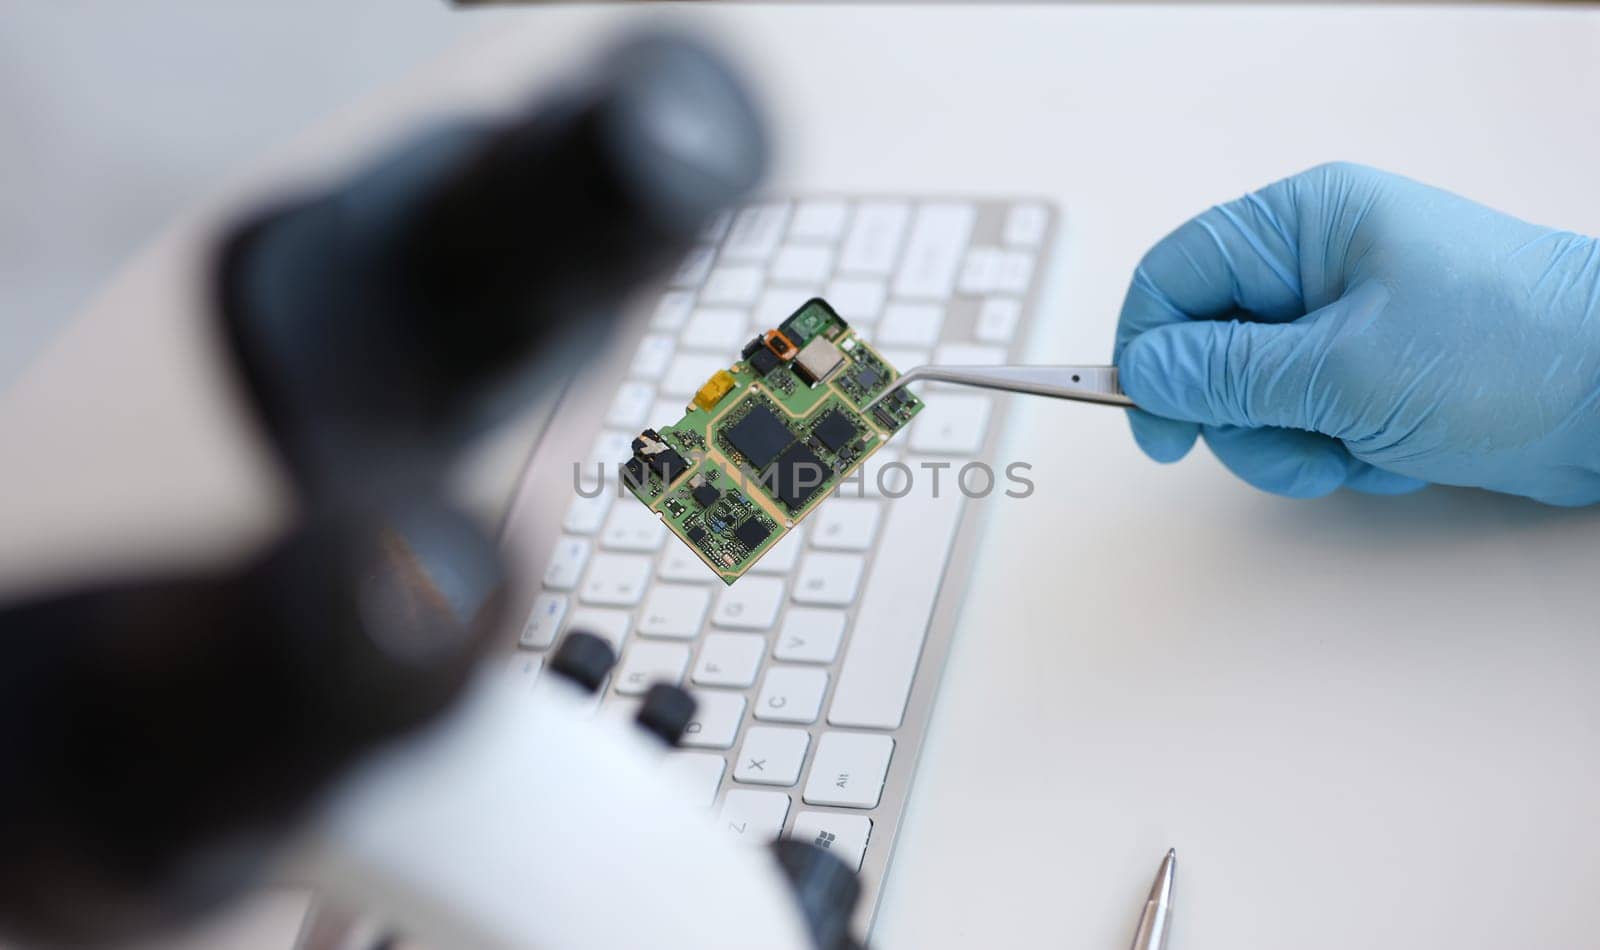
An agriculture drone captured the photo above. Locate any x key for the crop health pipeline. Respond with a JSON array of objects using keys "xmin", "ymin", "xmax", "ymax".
[{"xmin": 734, "ymin": 727, "xmax": 809, "ymax": 786}]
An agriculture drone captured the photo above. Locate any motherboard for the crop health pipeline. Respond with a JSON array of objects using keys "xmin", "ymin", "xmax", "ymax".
[{"xmin": 622, "ymin": 298, "xmax": 922, "ymax": 584}]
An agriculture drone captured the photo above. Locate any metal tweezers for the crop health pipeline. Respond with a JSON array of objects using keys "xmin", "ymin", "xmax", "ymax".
[{"xmin": 864, "ymin": 364, "xmax": 1135, "ymax": 413}]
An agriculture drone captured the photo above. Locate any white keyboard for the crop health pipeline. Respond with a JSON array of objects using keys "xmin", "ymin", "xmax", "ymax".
[{"xmin": 501, "ymin": 195, "xmax": 1055, "ymax": 934}]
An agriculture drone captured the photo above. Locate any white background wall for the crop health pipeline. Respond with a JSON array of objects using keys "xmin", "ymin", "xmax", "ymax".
[{"xmin": 0, "ymin": 0, "xmax": 507, "ymax": 392}]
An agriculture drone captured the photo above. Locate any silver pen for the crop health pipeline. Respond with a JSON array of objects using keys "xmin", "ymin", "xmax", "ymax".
[
  {"xmin": 863, "ymin": 364, "xmax": 1135, "ymax": 413},
  {"xmin": 1129, "ymin": 849, "xmax": 1176, "ymax": 950}
]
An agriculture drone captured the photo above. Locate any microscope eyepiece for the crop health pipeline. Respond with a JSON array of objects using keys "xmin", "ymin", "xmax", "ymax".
[{"xmin": 220, "ymin": 32, "xmax": 769, "ymax": 499}]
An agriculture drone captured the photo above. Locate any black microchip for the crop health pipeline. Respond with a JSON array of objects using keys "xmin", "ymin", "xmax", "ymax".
[
  {"xmin": 873, "ymin": 407, "xmax": 901, "ymax": 431},
  {"xmin": 812, "ymin": 409, "xmax": 857, "ymax": 453},
  {"xmin": 766, "ymin": 442, "xmax": 828, "ymax": 511},
  {"xmin": 855, "ymin": 367, "xmax": 880, "ymax": 390},
  {"xmin": 725, "ymin": 403, "xmax": 793, "ymax": 470},
  {"xmin": 631, "ymin": 429, "xmax": 689, "ymax": 484},
  {"xmin": 692, "ymin": 484, "xmax": 720, "ymax": 508},
  {"xmin": 649, "ymin": 447, "xmax": 689, "ymax": 485},
  {"xmin": 741, "ymin": 337, "xmax": 764, "ymax": 359},
  {"xmin": 621, "ymin": 457, "xmax": 648, "ymax": 488},
  {"xmin": 687, "ymin": 524, "xmax": 708, "ymax": 544},
  {"xmin": 748, "ymin": 347, "xmax": 781, "ymax": 376},
  {"xmin": 734, "ymin": 518, "xmax": 772, "ymax": 551}
]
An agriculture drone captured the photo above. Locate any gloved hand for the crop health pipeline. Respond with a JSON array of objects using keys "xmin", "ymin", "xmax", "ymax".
[{"xmin": 1114, "ymin": 162, "xmax": 1600, "ymax": 506}]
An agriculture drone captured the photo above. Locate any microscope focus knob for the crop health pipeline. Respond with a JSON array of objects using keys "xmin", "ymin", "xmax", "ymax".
[
  {"xmin": 547, "ymin": 632, "xmax": 616, "ymax": 694},
  {"xmin": 634, "ymin": 683, "xmax": 697, "ymax": 746},
  {"xmin": 770, "ymin": 839, "xmax": 865, "ymax": 950}
]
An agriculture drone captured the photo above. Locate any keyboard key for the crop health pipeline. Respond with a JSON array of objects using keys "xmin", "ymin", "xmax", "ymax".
[
  {"xmin": 830, "ymin": 463, "xmax": 966, "ymax": 729},
  {"xmin": 803, "ymin": 733, "xmax": 893, "ymax": 808},
  {"xmin": 693, "ymin": 633, "xmax": 766, "ymax": 688},
  {"xmin": 649, "ymin": 398, "xmax": 687, "ymax": 430},
  {"xmin": 754, "ymin": 666, "xmax": 829, "ymax": 724},
  {"xmin": 519, "ymin": 593, "xmax": 568, "ymax": 649},
  {"xmin": 839, "ymin": 201, "xmax": 910, "ymax": 275},
  {"xmin": 754, "ymin": 287, "xmax": 802, "ymax": 330},
  {"xmin": 564, "ymin": 607, "xmax": 631, "ymax": 653},
  {"xmin": 974, "ymin": 298, "xmax": 1023, "ymax": 343},
  {"xmin": 543, "ymin": 536, "xmax": 591, "ymax": 590},
  {"xmin": 933, "ymin": 342, "xmax": 1007, "ymax": 367},
  {"xmin": 616, "ymin": 642, "xmax": 691, "ymax": 695},
  {"xmin": 735, "ymin": 727, "xmax": 811, "ymax": 786},
  {"xmin": 958, "ymin": 246, "xmax": 1003, "ymax": 295},
  {"xmin": 660, "ymin": 545, "xmax": 719, "ymax": 584},
  {"xmin": 723, "ymin": 202, "xmax": 791, "ymax": 261},
  {"xmin": 792, "ymin": 552, "xmax": 865, "ymax": 606},
  {"xmin": 825, "ymin": 277, "xmax": 887, "ymax": 324},
  {"xmin": 671, "ymin": 245, "xmax": 716, "ymax": 288},
  {"xmin": 682, "ymin": 690, "xmax": 747, "ymax": 749},
  {"xmin": 631, "ymin": 333, "xmax": 676, "ymax": 378},
  {"xmin": 876, "ymin": 302, "xmax": 945, "ymax": 348},
  {"xmin": 857, "ymin": 449, "xmax": 911, "ymax": 499},
  {"xmin": 700, "ymin": 267, "xmax": 764, "ymax": 306},
  {"xmin": 662, "ymin": 352, "xmax": 727, "ymax": 397},
  {"xmin": 809, "ymin": 499, "xmax": 881, "ymax": 551},
  {"xmin": 893, "ymin": 202, "xmax": 975, "ymax": 299},
  {"xmin": 774, "ymin": 608, "xmax": 848, "ymax": 664},
  {"xmin": 750, "ymin": 525, "xmax": 805, "ymax": 574},
  {"xmin": 601, "ymin": 695, "xmax": 641, "ymax": 723},
  {"xmin": 682, "ymin": 307, "xmax": 750, "ymax": 351},
  {"xmin": 638, "ymin": 584, "xmax": 711, "ymax": 639},
  {"xmin": 562, "ymin": 492, "xmax": 613, "ymax": 536},
  {"xmin": 909, "ymin": 394, "xmax": 993, "ymax": 455},
  {"xmin": 605, "ymin": 381, "xmax": 655, "ymax": 429},
  {"xmin": 601, "ymin": 503, "xmax": 667, "ymax": 552},
  {"xmin": 876, "ymin": 348, "xmax": 931, "ymax": 378},
  {"xmin": 719, "ymin": 790, "xmax": 791, "ymax": 843},
  {"xmin": 790, "ymin": 813, "xmax": 872, "ymax": 872},
  {"xmin": 1004, "ymin": 202, "xmax": 1049, "ymax": 247},
  {"xmin": 771, "ymin": 244, "xmax": 833, "ymax": 286},
  {"xmin": 701, "ymin": 209, "xmax": 733, "ymax": 243},
  {"xmin": 664, "ymin": 752, "xmax": 725, "ymax": 807},
  {"xmin": 995, "ymin": 249, "xmax": 1035, "ymax": 293},
  {"xmin": 711, "ymin": 576, "xmax": 785, "ymax": 630},
  {"xmin": 573, "ymin": 460, "xmax": 610, "ymax": 496},
  {"xmin": 579, "ymin": 553, "xmax": 652, "ymax": 606},
  {"xmin": 506, "ymin": 653, "xmax": 543, "ymax": 688},
  {"xmin": 587, "ymin": 430, "xmax": 633, "ymax": 471},
  {"xmin": 652, "ymin": 291, "xmax": 695, "ymax": 331},
  {"xmin": 790, "ymin": 199, "xmax": 849, "ymax": 242}
]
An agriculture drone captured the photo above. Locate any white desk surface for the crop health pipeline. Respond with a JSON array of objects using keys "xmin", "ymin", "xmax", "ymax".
[{"xmin": 3, "ymin": 6, "xmax": 1599, "ymax": 949}]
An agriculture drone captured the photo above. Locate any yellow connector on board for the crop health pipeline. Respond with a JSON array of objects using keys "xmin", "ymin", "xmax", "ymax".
[{"xmin": 693, "ymin": 369, "xmax": 737, "ymax": 411}]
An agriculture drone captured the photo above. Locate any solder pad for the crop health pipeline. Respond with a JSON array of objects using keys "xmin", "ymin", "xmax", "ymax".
[{"xmin": 622, "ymin": 298, "xmax": 923, "ymax": 584}]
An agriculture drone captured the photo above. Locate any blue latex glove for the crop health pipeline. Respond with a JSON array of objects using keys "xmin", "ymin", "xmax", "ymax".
[{"xmin": 1114, "ymin": 162, "xmax": 1600, "ymax": 506}]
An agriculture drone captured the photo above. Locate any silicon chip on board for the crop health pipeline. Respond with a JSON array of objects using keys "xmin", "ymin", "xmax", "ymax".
[{"xmin": 623, "ymin": 298, "xmax": 923, "ymax": 585}]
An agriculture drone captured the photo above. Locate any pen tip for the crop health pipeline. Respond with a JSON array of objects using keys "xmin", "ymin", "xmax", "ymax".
[{"xmin": 1143, "ymin": 848, "xmax": 1176, "ymax": 904}]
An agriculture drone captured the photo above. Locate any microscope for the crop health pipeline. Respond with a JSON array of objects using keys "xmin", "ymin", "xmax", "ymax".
[{"xmin": 0, "ymin": 32, "xmax": 862, "ymax": 950}]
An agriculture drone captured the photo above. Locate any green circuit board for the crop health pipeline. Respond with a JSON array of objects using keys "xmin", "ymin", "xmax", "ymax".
[{"xmin": 622, "ymin": 298, "xmax": 922, "ymax": 584}]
